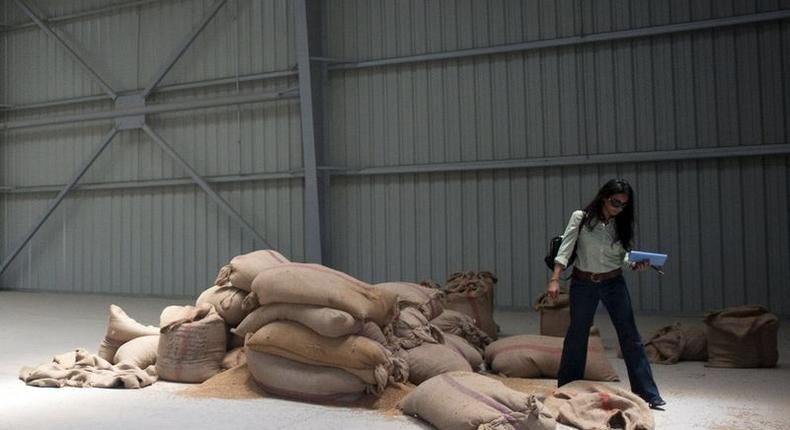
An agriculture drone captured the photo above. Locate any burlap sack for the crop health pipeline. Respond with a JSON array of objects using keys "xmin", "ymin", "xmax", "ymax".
[
  {"xmin": 400, "ymin": 371, "xmax": 556, "ymax": 430},
  {"xmin": 705, "ymin": 305, "xmax": 779, "ymax": 368},
  {"xmin": 534, "ymin": 290, "xmax": 570, "ymax": 338},
  {"xmin": 396, "ymin": 342, "xmax": 472, "ymax": 385},
  {"xmin": 443, "ymin": 271, "xmax": 498, "ymax": 339},
  {"xmin": 430, "ymin": 309, "xmax": 493, "ymax": 351},
  {"xmin": 232, "ymin": 304, "xmax": 363, "ymax": 339},
  {"xmin": 222, "ymin": 347, "xmax": 246, "ymax": 370},
  {"xmin": 98, "ymin": 305, "xmax": 160, "ymax": 362},
  {"xmin": 359, "ymin": 321, "xmax": 392, "ymax": 347},
  {"xmin": 196, "ymin": 285, "xmax": 256, "ymax": 326},
  {"xmin": 247, "ymin": 349, "xmax": 368, "ymax": 402},
  {"xmin": 113, "ymin": 335, "xmax": 159, "ymax": 368},
  {"xmin": 375, "ymin": 282, "xmax": 445, "ymax": 320},
  {"xmin": 643, "ymin": 323, "xmax": 708, "ymax": 364},
  {"xmin": 391, "ymin": 307, "xmax": 444, "ymax": 349},
  {"xmin": 246, "ymin": 321, "xmax": 407, "ymax": 394},
  {"xmin": 251, "ymin": 263, "xmax": 399, "ymax": 326},
  {"xmin": 533, "ymin": 291, "xmax": 601, "ymax": 338},
  {"xmin": 214, "ymin": 249, "xmax": 289, "ymax": 291},
  {"xmin": 156, "ymin": 304, "xmax": 227, "ymax": 383},
  {"xmin": 485, "ymin": 335, "xmax": 619, "ymax": 381},
  {"xmin": 543, "ymin": 381, "xmax": 654, "ymax": 430},
  {"xmin": 443, "ymin": 332, "xmax": 484, "ymax": 370},
  {"xmin": 19, "ymin": 348, "xmax": 157, "ymax": 389}
]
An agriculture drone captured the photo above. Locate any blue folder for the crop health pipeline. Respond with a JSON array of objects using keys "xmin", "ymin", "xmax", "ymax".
[{"xmin": 628, "ymin": 250, "xmax": 668, "ymax": 267}]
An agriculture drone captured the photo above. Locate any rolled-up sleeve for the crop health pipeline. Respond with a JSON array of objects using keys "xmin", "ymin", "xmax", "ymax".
[{"xmin": 554, "ymin": 210, "xmax": 585, "ymax": 268}]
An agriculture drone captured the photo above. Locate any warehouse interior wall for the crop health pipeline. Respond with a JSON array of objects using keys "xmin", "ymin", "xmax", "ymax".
[
  {"xmin": 322, "ymin": 0, "xmax": 790, "ymax": 314},
  {"xmin": 1, "ymin": 0, "xmax": 789, "ymax": 316}
]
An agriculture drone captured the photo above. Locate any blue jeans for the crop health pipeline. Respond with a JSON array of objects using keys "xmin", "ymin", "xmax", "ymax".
[{"xmin": 557, "ymin": 275, "xmax": 662, "ymax": 403}]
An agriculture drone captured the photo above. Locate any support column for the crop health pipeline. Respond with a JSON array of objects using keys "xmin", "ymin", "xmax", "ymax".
[{"xmin": 294, "ymin": 0, "xmax": 326, "ymax": 263}]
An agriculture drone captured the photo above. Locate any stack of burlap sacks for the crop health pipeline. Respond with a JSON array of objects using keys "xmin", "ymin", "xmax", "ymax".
[{"xmin": 637, "ymin": 304, "xmax": 778, "ymax": 368}]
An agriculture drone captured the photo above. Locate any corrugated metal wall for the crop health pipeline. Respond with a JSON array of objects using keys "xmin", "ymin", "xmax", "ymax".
[
  {"xmin": 323, "ymin": 0, "xmax": 790, "ymax": 314},
  {"xmin": 2, "ymin": 0, "xmax": 789, "ymax": 315},
  {"xmin": 0, "ymin": 0, "xmax": 304, "ymax": 298}
]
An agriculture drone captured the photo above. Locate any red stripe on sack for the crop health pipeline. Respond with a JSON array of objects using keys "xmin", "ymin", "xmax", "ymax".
[
  {"xmin": 599, "ymin": 392, "xmax": 612, "ymax": 410},
  {"xmin": 493, "ymin": 342, "xmax": 604, "ymax": 356},
  {"xmin": 266, "ymin": 250, "xmax": 286, "ymax": 263},
  {"xmin": 278, "ymin": 263, "xmax": 369, "ymax": 288}
]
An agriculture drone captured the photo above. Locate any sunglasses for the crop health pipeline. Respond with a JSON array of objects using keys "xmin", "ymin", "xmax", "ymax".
[{"xmin": 608, "ymin": 197, "xmax": 628, "ymax": 208}]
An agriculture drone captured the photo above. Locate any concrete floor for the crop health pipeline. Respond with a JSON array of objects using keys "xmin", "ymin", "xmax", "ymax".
[{"xmin": 1, "ymin": 290, "xmax": 788, "ymax": 430}]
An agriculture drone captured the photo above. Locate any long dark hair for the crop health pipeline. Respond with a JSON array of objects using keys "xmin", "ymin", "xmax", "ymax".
[{"xmin": 582, "ymin": 178, "xmax": 635, "ymax": 250}]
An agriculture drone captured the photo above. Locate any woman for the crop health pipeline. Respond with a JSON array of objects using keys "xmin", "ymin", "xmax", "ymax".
[{"xmin": 546, "ymin": 178, "xmax": 666, "ymax": 409}]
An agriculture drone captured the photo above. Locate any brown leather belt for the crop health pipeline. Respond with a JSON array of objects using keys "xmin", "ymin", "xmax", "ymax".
[{"xmin": 572, "ymin": 268, "xmax": 623, "ymax": 283}]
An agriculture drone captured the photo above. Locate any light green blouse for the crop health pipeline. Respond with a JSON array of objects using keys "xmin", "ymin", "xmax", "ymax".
[{"xmin": 554, "ymin": 210, "xmax": 631, "ymax": 273}]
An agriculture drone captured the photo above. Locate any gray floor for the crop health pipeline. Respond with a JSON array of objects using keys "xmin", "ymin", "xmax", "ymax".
[{"xmin": 1, "ymin": 290, "xmax": 788, "ymax": 430}]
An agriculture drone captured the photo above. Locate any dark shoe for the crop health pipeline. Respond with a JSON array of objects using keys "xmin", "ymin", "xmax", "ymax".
[{"xmin": 648, "ymin": 398, "xmax": 666, "ymax": 410}]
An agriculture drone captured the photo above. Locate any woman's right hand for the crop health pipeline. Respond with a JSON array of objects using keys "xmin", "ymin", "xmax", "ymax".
[{"xmin": 547, "ymin": 279, "xmax": 560, "ymax": 299}]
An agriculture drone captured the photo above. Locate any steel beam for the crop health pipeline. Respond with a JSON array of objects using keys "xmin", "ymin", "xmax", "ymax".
[
  {"xmin": 1, "ymin": 88, "xmax": 298, "ymax": 130},
  {"xmin": 294, "ymin": 0, "xmax": 324, "ymax": 263},
  {"xmin": 1, "ymin": 0, "xmax": 166, "ymax": 33},
  {"xmin": 141, "ymin": 0, "xmax": 228, "ymax": 98},
  {"xmin": 141, "ymin": 124, "xmax": 273, "ymax": 249},
  {"xmin": 330, "ymin": 10, "xmax": 790, "ymax": 71},
  {"xmin": 13, "ymin": 0, "xmax": 118, "ymax": 100},
  {"xmin": 0, "ymin": 127, "xmax": 120, "ymax": 276},
  {"xmin": 328, "ymin": 143, "xmax": 790, "ymax": 176},
  {"xmin": 0, "ymin": 171, "xmax": 305, "ymax": 195},
  {"xmin": 3, "ymin": 69, "xmax": 298, "ymax": 112}
]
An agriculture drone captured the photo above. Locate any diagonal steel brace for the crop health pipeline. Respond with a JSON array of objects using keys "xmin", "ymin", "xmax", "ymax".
[
  {"xmin": 141, "ymin": 124, "xmax": 272, "ymax": 248},
  {"xmin": 0, "ymin": 127, "xmax": 120, "ymax": 276},
  {"xmin": 13, "ymin": 0, "xmax": 118, "ymax": 100}
]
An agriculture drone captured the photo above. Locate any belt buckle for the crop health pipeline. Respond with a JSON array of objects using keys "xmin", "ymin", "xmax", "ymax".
[{"xmin": 590, "ymin": 272, "xmax": 601, "ymax": 283}]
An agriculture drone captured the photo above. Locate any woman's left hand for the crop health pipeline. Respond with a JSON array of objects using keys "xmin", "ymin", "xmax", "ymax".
[{"xmin": 631, "ymin": 260, "xmax": 650, "ymax": 271}]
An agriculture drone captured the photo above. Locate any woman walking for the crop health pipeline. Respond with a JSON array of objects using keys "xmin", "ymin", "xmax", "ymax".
[{"xmin": 547, "ymin": 178, "xmax": 666, "ymax": 409}]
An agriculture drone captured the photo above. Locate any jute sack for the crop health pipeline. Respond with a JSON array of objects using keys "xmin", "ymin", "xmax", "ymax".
[
  {"xmin": 534, "ymin": 289, "xmax": 570, "ymax": 338},
  {"xmin": 98, "ymin": 305, "xmax": 160, "ymax": 362},
  {"xmin": 543, "ymin": 380, "xmax": 654, "ymax": 430},
  {"xmin": 396, "ymin": 342, "xmax": 472, "ymax": 385},
  {"xmin": 196, "ymin": 285, "xmax": 256, "ymax": 326},
  {"xmin": 359, "ymin": 321, "xmax": 392, "ymax": 347},
  {"xmin": 430, "ymin": 309, "xmax": 493, "ymax": 352},
  {"xmin": 485, "ymin": 335, "xmax": 619, "ymax": 381},
  {"xmin": 643, "ymin": 323, "xmax": 707, "ymax": 364},
  {"xmin": 443, "ymin": 272, "xmax": 499, "ymax": 339},
  {"xmin": 222, "ymin": 347, "xmax": 246, "ymax": 370},
  {"xmin": 533, "ymin": 291, "xmax": 601, "ymax": 338},
  {"xmin": 391, "ymin": 307, "xmax": 444, "ymax": 349},
  {"xmin": 247, "ymin": 349, "xmax": 368, "ymax": 402},
  {"xmin": 374, "ymin": 282, "xmax": 445, "ymax": 320},
  {"xmin": 246, "ymin": 321, "xmax": 408, "ymax": 394},
  {"xmin": 232, "ymin": 304, "xmax": 363, "ymax": 339},
  {"xmin": 214, "ymin": 249, "xmax": 289, "ymax": 291},
  {"xmin": 251, "ymin": 263, "xmax": 399, "ymax": 326},
  {"xmin": 400, "ymin": 371, "xmax": 556, "ymax": 430},
  {"xmin": 113, "ymin": 335, "xmax": 159, "ymax": 368},
  {"xmin": 443, "ymin": 332, "xmax": 484, "ymax": 370},
  {"xmin": 705, "ymin": 305, "xmax": 779, "ymax": 368},
  {"xmin": 156, "ymin": 304, "xmax": 227, "ymax": 383}
]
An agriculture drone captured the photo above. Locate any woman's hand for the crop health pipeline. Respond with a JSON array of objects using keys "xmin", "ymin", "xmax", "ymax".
[
  {"xmin": 547, "ymin": 279, "xmax": 560, "ymax": 299},
  {"xmin": 631, "ymin": 260, "xmax": 650, "ymax": 272}
]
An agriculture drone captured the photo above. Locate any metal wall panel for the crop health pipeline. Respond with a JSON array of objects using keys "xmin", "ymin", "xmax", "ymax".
[
  {"xmin": 0, "ymin": 0, "xmax": 302, "ymax": 297},
  {"xmin": 1, "ymin": 0, "xmax": 293, "ymax": 105},
  {"xmin": 323, "ymin": 1, "xmax": 790, "ymax": 314}
]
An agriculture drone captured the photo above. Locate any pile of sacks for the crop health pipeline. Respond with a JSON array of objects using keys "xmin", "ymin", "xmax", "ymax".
[{"xmin": 638, "ymin": 304, "xmax": 779, "ymax": 368}]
